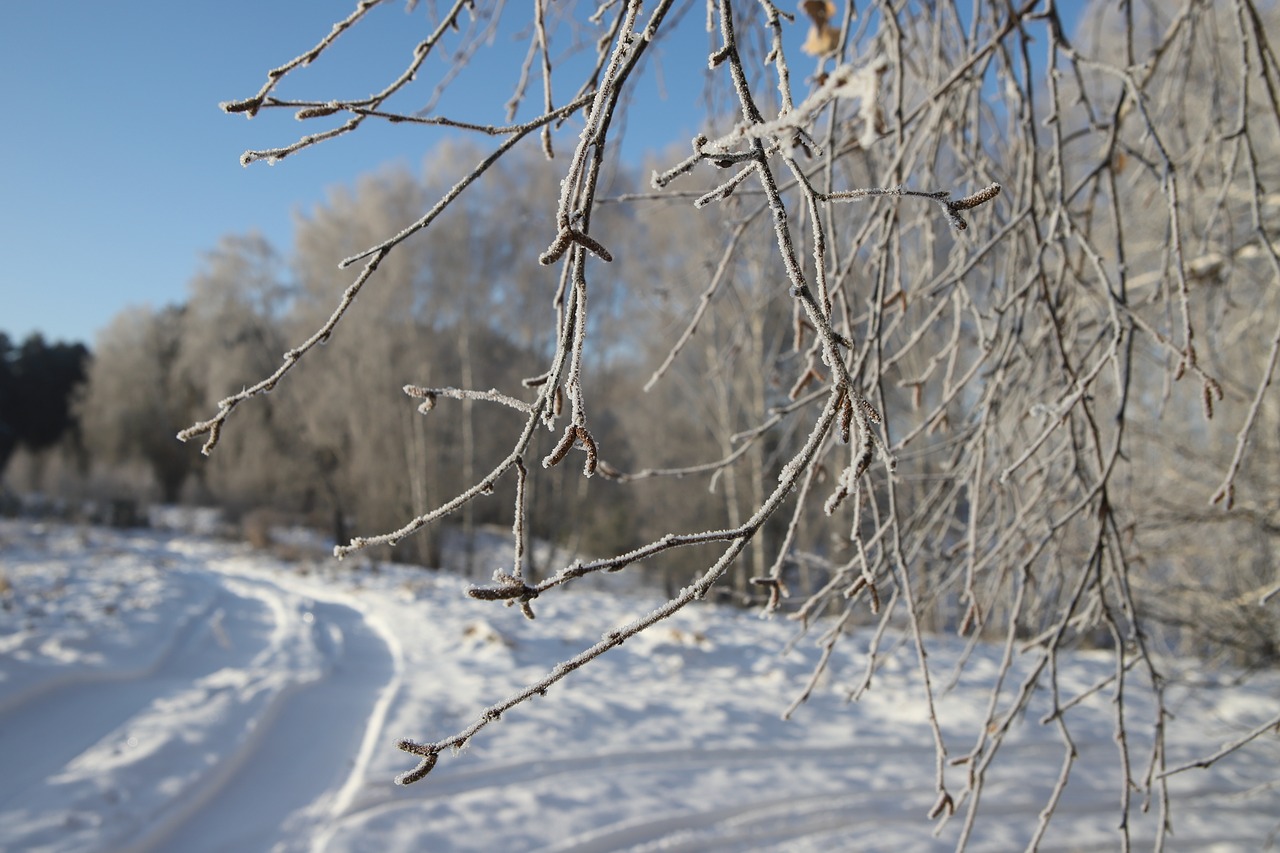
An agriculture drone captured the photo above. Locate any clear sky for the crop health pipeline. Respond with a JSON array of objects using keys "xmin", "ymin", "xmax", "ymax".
[
  {"xmin": 1, "ymin": 1, "xmax": 1085, "ymax": 349},
  {"xmin": 0, "ymin": 1, "xmax": 705, "ymax": 347}
]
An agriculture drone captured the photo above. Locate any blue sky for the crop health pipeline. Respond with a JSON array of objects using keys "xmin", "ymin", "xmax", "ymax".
[
  {"xmin": 1, "ymin": 1, "xmax": 1084, "ymax": 348},
  {"xmin": 0, "ymin": 1, "xmax": 714, "ymax": 347}
]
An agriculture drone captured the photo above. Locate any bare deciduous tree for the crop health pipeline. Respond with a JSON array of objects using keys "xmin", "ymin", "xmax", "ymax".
[{"xmin": 180, "ymin": 0, "xmax": 1280, "ymax": 846}]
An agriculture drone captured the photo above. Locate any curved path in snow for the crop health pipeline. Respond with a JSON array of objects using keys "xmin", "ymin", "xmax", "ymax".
[
  {"xmin": 0, "ymin": 542, "xmax": 399, "ymax": 853},
  {"xmin": 2, "ymin": 522, "xmax": 1278, "ymax": 853},
  {"xmin": 149, "ymin": 590, "xmax": 398, "ymax": 852}
]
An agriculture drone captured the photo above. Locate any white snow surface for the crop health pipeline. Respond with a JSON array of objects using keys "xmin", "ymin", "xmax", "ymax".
[{"xmin": 0, "ymin": 520, "xmax": 1276, "ymax": 852}]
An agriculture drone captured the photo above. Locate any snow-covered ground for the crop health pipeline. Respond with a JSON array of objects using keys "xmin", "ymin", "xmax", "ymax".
[{"xmin": 0, "ymin": 520, "xmax": 1276, "ymax": 852}]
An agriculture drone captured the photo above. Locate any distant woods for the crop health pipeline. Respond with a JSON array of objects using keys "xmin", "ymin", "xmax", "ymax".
[
  {"xmin": 10, "ymin": 147, "xmax": 792, "ymax": 588},
  {"xmin": 0, "ymin": 333, "xmax": 89, "ymax": 489}
]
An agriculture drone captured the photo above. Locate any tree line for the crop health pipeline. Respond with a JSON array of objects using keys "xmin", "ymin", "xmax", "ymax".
[
  {"xmin": 0, "ymin": 333, "xmax": 89, "ymax": 499},
  {"xmin": 8, "ymin": 147, "xmax": 798, "ymax": 596},
  {"xmin": 7, "ymin": 110, "xmax": 1279, "ymax": 671}
]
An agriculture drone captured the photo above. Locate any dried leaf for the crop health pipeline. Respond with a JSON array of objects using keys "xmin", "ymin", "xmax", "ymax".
[
  {"xmin": 800, "ymin": 0, "xmax": 836, "ymax": 27},
  {"xmin": 802, "ymin": 23, "xmax": 841, "ymax": 57}
]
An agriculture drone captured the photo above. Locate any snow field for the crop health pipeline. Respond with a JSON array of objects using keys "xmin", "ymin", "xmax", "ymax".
[{"xmin": 0, "ymin": 520, "xmax": 1276, "ymax": 851}]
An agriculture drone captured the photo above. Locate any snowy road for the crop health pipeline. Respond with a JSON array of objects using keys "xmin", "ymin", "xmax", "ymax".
[
  {"xmin": 0, "ymin": 528, "xmax": 400, "ymax": 852},
  {"xmin": 1, "ymin": 521, "xmax": 1278, "ymax": 852}
]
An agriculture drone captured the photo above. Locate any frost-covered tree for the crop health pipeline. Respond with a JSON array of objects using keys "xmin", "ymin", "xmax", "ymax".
[
  {"xmin": 81, "ymin": 306, "xmax": 200, "ymax": 503},
  {"xmin": 180, "ymin": 0, "xmax": 1280, "ymax": 847}
]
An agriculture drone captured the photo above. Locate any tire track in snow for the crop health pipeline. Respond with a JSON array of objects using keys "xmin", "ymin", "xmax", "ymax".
[
  {"xmin": 540, "ymin": 749, "xmax": 1015, "ymax": 853},
  {"xmin": 139, "ymin": 577, "xmax": 399, "ymax": 853},
  {"xmin": 546, "ymin": 785, "xmax": 941, "ymax": 853},
  {"xmin": 326, "ymin": 738, "xmax": 1083, "ymax": 853},
  {"xmin": 324, "ymin": 741, "xmax": 1038, "ymax": 849},
  {"xmin": 345, "ymin": 742, "xmax": 939, "ymax": 812},
  {"xmin": 0, "ymin": 569, "xmax": 223, "ymax": 717},
  {"xmin": 542, "ymin": 741, "xmax": 1267, "ymax": 853},
  {"xmin": 0, "ymin": 573, "xmax": 269, "ymax": 811},
  {"xmin": 0, "ymin": 566, "xmax": 395, "ymax": 853}
]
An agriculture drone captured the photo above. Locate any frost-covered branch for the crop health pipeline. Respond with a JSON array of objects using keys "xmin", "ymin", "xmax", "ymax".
[{"xmin": 181, "ymin": 0, "xmax": 1280, "ymax": 845}]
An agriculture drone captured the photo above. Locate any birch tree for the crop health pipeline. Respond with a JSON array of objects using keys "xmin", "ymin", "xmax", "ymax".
[{"xmin": 180, "ymin": 0, "xmax": 1280, "ymax": 846}]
